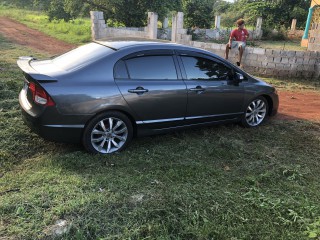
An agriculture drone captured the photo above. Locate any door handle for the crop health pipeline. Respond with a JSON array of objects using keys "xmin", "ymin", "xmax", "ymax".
[
  {"xmin": 189, "ymin": 86, "xmax": 205, "ymax": 93},
  {"xmin": 128, "ymin": 87, "xmax": 149, "ymax": 94}
]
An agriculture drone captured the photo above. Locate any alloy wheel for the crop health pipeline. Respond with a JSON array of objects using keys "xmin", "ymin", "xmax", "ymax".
[
  {"xmin": 245, "ymin": 99, "xmax": 267, "ymax": 127},
  {"xmin": 91, "ymin": 117, "xmax": 128, "ymax": 154}
]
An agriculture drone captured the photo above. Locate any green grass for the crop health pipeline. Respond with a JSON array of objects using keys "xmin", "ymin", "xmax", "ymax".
[
  {"xmin": 262, "ymin": 77, "xmax": 320, "ymax": 92},
  {"xmin": 1, "ymin": 33, "xmax": 320, "ymax": 239},
  {"xmin": 251, "ymin": 40, "xmax": 307, "ymax": 51},
  {"xmin": 210, "ymin": 38, "xmax": 307, "ymax": 52},
  {"xmin": 0, "ymin": 5, "xmax": 91, "ymax": 44}
]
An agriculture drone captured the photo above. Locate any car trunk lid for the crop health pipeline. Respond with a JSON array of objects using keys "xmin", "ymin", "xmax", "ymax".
[
  {"xmin": 17, "ymin": 57, "xmax": 57, "ymax": 113},
  {"xmin": 17, "ymin": 56, "xmax": 61, "ymax": 82}
]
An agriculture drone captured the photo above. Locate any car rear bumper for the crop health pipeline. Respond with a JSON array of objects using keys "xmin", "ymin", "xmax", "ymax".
[
  {"xmin": 19, "ymin": 90, "xmax": 87, "ymax": 143},
  {"xmin": 20, "ymin": 108, "xmax": 84, "ymax": 143}
]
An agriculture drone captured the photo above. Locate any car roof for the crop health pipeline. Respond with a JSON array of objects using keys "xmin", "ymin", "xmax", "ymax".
[
  {"xmin": 93, "ymin": 40, "xmax": 230, "ymax": 68},
  {"xmin": 95, "ymin": 40, "xmax": 196, "ymax": 51}
]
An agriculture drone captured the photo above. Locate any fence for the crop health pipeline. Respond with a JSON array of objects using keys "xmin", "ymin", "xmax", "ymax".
[{"xmin": 90, "ymin": 11, "xmax": 320, "ymax": 79}]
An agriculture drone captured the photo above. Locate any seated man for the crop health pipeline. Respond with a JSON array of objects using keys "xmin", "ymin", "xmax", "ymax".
[{"xmin": 225, "ymin": 19, "xmax": 249, "ymax": 66}]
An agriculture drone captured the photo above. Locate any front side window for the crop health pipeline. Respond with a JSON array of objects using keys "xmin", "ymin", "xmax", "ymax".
[
  {"xmin": 125, "ymin": 55, "xmax": 177, "ymax": 80},
  {"xmin": 181, "ymin": 56, "xmax": 231, "ymax": 80}
]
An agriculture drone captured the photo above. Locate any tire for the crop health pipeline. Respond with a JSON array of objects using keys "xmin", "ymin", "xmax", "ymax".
[
  {"xmin": 82, "ymin": 111, "xmax": 133, "ymax": 154},
  {"xmin": 241, "ymin": 96, "xmax": 268, "ymax": 127}
]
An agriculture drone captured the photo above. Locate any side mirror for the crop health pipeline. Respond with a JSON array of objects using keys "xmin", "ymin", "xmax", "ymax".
[
  {"xmin": 235, "ymin": 72, "xmax": 244, "ymax": 81},
  {"xmin": 232, "ymin": 72, "xmax": 244, "ymax": 86}
]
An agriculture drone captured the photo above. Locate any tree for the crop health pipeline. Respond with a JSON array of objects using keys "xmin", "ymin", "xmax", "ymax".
[
  {"xmin": 182, "ymin": 0, "xmax": 216, "ymax": 28},
  {"xmin": 68, "ymin": 0, "xmax": 181, "ymax": 26},
  {"xmin": 47, "ymin": 0, "xmax": 72, "ymax": 21},
  {"xmin": 33, "ymin": 0, "xmax": 51, "ymax": 11},
  {"xmin": 212, "ymin": 0, "xmax": 232, "ymax": 16},
  {"xmin": 9, "ymin": 0, "xmax": 309, "ymax": 29},
  {"xmin": 10, "ymin": 0, "xmax": 34, "ymax": 8},
  {"xmin": 219, "ymin": 0, "xmax": 309, "ymax": 29},
  {"xmin": 64, "ymin": 0, "xmax": 90, "ymax": 18}
]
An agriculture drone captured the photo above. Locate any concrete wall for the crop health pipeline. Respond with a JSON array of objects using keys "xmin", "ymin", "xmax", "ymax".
[
  {"xmin": 90, "ymin": 11, "xmax": 156, "ymax": 40},
  {"xmin": 183, "ymin": 40, "xmax": 320, "ymax": 78},
  {"xmin": 104, "ymin": 27, "xmax": 148, "ymax": 39},
  {"xmin": 90, "ymin": 11, "xmax": 107, "ymax": 40},
  {"xmin": 308, "ymin": 23, "xmax": 320, "ymax": 52}
]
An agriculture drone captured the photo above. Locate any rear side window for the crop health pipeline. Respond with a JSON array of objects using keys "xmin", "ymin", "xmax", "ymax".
[
  {"xmin": 114, "ymin": 60, "xmax": 129, "ymax": 79},
  {"xmin": 125, "ymin": 56, "xmax": 177, "ymax": 80},
  {"xmin": 181, "ymin": 56, "xmax": 231, "ymax": 80}
]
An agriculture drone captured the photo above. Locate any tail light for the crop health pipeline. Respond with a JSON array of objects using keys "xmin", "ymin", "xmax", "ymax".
[{"xmin": 28, "ymin": 82, "xmax": 55, "ymax": 106}]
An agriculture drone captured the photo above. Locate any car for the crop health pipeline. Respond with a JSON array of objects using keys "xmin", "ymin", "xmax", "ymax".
[{"xmin": 18, "ymin": 41, "xmax": 279, "ymax": 154}]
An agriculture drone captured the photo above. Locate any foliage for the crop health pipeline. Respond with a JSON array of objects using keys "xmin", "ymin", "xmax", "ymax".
[
  {"xmin": 212, "ymin": 0, "xmax": 231, "ymax": 16},
  {"xmin": 4, "ymin": 0, "xmax": 33, "ymax": 8},
  {"xmin": 220, "ymin": 0, "xmax": 309, "ymax": 30},
  {"xmin": 261, "ymin": 27, "xmax": 287, "ymax": 41},
  {"xmin": 305, "ymin": 217, "xmax": 320, "ymax": 239},
  {"xmin": 64, "ymin": 0, "xmax": 90, "ymax": 18},
  {"xmin": 4, "ymin": 0, "xmax": 310, "ymax": 29},
  {"xmin": 33, "ymin": 0, "xmax": 51, "ymax": 11},
  {"xmin": 47, "ymin": 0, "xmax": 72, "ymax": 21},
  {"xmin": 182, "ymin": 0, "xmax": 216, "ymax": 28},
  {"xmin": 98, "ymin": 0, "xmax": 182, "ymax": 26}
]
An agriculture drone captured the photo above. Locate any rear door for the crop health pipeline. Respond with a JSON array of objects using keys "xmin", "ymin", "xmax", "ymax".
[{"xmin": 114, "ymin": 50, "xmax": 187, "ymax": 127}]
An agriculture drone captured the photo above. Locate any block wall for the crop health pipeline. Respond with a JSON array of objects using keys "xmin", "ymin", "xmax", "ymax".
[
  {"xmin": 308, "ymin": 23, "xmax": 320, "ymax": 52},
  {"xmin": 183, "ymin": 40, "xmax": 320, "ymax": 79},
  {"xmin": 90, "ymin": 11, "xmax": 150, "ymax": 40}
]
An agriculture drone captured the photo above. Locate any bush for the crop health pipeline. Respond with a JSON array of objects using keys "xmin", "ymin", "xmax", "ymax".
[{"xmin": 262, "ymin": 28, "xmax": 287, "ymax": 41}]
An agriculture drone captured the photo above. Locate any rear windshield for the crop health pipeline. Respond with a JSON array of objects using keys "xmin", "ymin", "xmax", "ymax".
[{"xmin": 52, "ymin": 43, "xmax": 115, "ymax": 71}]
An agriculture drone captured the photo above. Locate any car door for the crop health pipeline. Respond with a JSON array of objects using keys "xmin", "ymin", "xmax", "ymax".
[
  {"xmin": 177, "ymin": 51, "xmax": 245, "ymax": 123},
  {"xmin": 114, "ymin": 50, "xmax": 187, "ymax": 128}
]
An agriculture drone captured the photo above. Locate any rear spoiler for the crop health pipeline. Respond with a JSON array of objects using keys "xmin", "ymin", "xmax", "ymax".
[{"xmin": 17, "ymin": 56, "xmax": 57, "ymax": 82}]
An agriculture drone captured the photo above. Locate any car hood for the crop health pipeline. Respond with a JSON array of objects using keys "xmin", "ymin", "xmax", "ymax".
[{"xmin": 251, "ymin": 76, "xmax": 272, "ymax": 87}]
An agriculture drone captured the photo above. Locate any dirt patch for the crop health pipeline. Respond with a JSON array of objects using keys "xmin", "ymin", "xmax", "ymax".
[
  {"xmin": 276, "ymin": 91, "xmax": 320, "ymax": 121},
  {"xmin": 0, "ymin": 17, "xmax": 319, "ymax": 122},
  {"xmin": 0, "ymin": 16, "xmax": 75, "ymax": 55}
]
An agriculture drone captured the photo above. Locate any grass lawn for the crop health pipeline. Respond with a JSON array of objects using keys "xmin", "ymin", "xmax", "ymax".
[
  {"xmin": 1, "ymin": 32, "xmax": 320, "ymax": 239},
  {"xmin": 250, "ymin": 40, "xmax": 307, "ymax": 52},
  {"xmin": 208, "ymin": 39, "xmax": 307, "ymax": 52},
  {"xmin": 0, "ymin": 6, "xmax": 91, "ymax": 44}
]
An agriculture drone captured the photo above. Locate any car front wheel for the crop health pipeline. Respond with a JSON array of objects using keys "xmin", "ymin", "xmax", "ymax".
[
  {"xmin": 241, "ymin": 96, "xmax": 268, "ymax": 127},
  {"xmin": 83, "ymin": 111, "xmax": 133, "ymax": 154}
]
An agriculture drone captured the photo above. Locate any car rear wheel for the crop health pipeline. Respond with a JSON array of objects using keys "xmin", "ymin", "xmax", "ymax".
[
  {"xmin": 83, "ymin": 111, "xmax": 133, "ymax": 154},
  {"xmin": 241, "ymin": 96, "xmax": 268, "ymax": 127}
]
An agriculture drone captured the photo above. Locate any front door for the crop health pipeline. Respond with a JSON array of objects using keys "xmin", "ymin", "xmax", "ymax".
[{"xmin": 178, "ymin": 52, "xmax": 244, "ymax": 123}]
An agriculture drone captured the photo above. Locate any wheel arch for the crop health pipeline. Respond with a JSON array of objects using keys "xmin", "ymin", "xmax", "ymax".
[
  {"xmin": 83, "ymin": 108, "xmax": 138, "ymax": 137},
  {"xmin": 261, "ymin": 94, "xmax": 273, "ymax": 116}
]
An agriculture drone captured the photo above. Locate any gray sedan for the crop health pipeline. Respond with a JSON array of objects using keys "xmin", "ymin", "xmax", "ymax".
[{"xmin": 18, "ymin": 41, "xmax": 279, "ymax": 154}]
